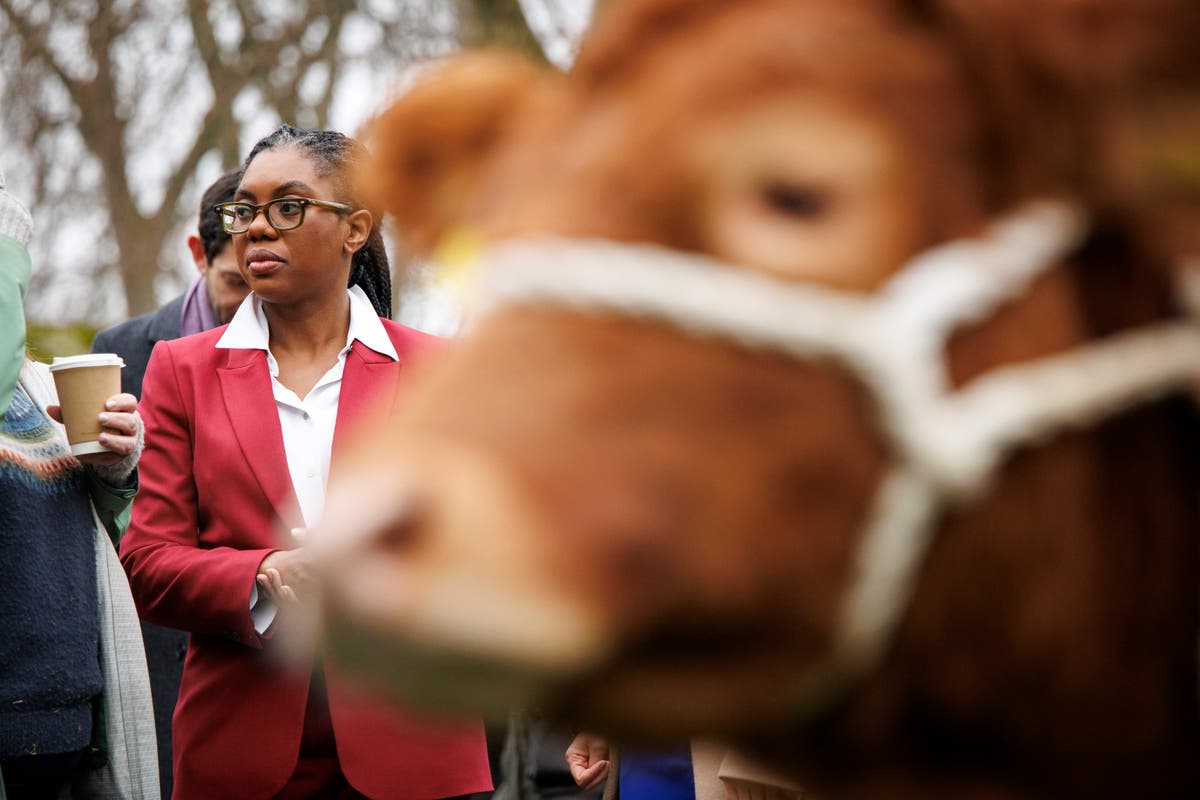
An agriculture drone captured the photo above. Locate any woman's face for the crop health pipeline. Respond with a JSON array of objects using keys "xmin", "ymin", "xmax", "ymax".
[{"xmin": 232, "ymin": 144, "xmax": 367, "ymax": 308}]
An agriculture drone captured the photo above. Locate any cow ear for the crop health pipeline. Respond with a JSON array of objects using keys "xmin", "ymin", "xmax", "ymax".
[{"xmin": 360, "ymin": 50, "xmax": 551, "ymax": 257}]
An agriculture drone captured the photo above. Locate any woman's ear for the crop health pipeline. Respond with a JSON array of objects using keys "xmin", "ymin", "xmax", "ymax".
[
  {"xmin": 344, "ymin": 208, "xmax": 373, "ymax": 255},
  {"xmin": 359, "ymin": 49, "xmax": 553, "ymax": 257}
]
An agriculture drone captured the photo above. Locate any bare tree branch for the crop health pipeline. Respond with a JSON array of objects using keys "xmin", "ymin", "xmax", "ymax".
[
  {"xmin": 0, "ymin": 2, "xmax": 86, "ymax": 105},
  {"xmin": 2, "ymin": 0, "xmax": 571, "ymax": 321},
  {"xmin": 188, "ymin": 0, "xmax": 225, "ymax": 76}
]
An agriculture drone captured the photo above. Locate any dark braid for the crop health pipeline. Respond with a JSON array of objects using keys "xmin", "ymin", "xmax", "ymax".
[{"xmin": 244, "ymin": 124, "xmax": 392, "ymax": 318}]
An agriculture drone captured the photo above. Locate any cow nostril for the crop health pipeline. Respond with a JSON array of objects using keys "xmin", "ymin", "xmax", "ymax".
[
  {"xmin": 377, "ymin": 515, "xmax": 421, "ymax": 553},
  {"xmin": 373, "ymin": 490, "xmax": 428, "ymax": 553}
]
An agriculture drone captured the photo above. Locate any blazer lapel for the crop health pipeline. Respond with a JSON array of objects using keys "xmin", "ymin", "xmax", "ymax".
[
  {"xmin": 331, "ymin": 340, "xmax": 401, "ymax": 476},
  {"xmin": 217, "ymin": 348, "xmax": 304, "ymax": 531}
]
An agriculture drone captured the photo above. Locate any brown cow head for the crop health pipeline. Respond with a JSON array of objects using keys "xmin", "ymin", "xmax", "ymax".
[{"xmin": 313, "ymin": 0, "xmax": 1200, "ymax": 794}]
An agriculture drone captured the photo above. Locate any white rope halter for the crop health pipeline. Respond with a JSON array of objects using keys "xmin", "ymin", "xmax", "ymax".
[{"xmin": 457, "ymin": 200, "xmax": 1200, "ymax": 707}]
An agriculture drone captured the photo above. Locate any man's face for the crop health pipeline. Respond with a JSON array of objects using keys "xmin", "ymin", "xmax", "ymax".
[{"xmin": 203, "ymin": 244, "xmax": 250, "ymax": 324}]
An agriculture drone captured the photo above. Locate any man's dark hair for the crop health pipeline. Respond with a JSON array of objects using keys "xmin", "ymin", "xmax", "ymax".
[
  {"xmin": 198, "ymin": 168, "xmax": 243, "ymax": 263},
  {"xmin": 244, "ymin": 124, "xmax": 392, "ymax": 318}
]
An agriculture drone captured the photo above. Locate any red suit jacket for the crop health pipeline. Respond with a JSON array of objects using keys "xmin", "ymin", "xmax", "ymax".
[{"xmin": 120, "ymin": 321, "xmax": 491, "ymax": 800}]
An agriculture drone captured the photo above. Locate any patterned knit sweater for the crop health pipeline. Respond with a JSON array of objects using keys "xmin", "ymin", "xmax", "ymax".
[{"xmin": 0, "ymin": 377, "xmax": 100, "ymax": 758}]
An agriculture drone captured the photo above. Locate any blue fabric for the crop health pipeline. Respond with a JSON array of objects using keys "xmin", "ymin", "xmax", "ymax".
[
  {"xmin": 0, "ymin": 381, "xmax": 100, "ymax": 758},
  {"xmin": 619, "ymin": 749, "xmax": 695, "ymax": 800}
]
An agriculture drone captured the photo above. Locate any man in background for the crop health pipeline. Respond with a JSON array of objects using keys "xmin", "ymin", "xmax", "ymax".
[
  {"xmin": 93, "ymin": 168, "xmax": 248, "ymax": 397},
  {"xmin": 91, "ymin": 167, "xmax": 249, "ymax": 798}
]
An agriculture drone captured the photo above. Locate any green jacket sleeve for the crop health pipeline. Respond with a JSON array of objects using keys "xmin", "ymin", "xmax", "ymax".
[
  {"xmin": 86, "ymin": 470, "xmax": 139, "ymax": 547},
  {"xmin": 0, "ymin": 235, "xmax": 31, "ymax": 421}
]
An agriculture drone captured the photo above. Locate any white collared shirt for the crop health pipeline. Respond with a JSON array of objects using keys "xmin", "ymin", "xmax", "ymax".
[
  {"xmin": 217, "ymin": 285, "xmax": 397, "ymax": 631},
  {"xmin": 218, "ymin": 285, "xmax": 397, "ymax": 526}
]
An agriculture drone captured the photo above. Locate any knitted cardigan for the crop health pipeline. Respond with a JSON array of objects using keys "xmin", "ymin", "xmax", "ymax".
[
  {"xmin": 2, "ymin": 361, "xmax": 159, "ymax": 800},
  {"xmin": 0, "ymin": 376, "xmax": 102, "ymax": 758}
]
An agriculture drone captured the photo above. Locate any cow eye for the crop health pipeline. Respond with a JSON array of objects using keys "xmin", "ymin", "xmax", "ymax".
[{"xmin": 759, "ymin": 182, "xmax": 828, "ymax": 218}]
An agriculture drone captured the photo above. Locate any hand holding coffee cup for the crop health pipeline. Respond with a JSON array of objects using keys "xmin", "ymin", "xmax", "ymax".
[
  {"xmin": 47, "ymin": 354, "xmax": 142, "ymax": 465},
  {"xmin": 47, "ymin": 393, "xmax": 141, "ymax": 465}
]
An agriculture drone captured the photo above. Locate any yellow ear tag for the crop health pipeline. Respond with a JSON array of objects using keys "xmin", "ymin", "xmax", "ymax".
[{"xmin": 432, "ymin": 225, "xmax": 488, "ymax": 308}]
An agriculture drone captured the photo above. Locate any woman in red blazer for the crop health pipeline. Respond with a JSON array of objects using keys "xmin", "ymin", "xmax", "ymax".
[{"xmin": 120, "ymin": 126, "xmax": 490, "ymax": 800}]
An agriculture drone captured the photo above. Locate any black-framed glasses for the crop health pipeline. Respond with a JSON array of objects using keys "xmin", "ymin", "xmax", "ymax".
[{"xmin": 213, "ymin": 197, "xmax": 354, "ymax": 234}]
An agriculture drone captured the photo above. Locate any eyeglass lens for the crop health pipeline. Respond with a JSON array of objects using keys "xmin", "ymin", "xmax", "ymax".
[{"xmin": 224, "ymin": 199, "xmax": 306, "ymax": 233}]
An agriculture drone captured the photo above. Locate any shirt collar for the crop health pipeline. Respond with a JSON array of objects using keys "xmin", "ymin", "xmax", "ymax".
[{"xmin": 216, "ymin": 285, "xmax": 398, "ymax": 362}]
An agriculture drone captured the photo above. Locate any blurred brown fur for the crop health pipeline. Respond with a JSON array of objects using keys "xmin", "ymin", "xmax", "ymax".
[{"xmin": 331, "ymin": 2, "xmax": 1200, "ymax": 797}]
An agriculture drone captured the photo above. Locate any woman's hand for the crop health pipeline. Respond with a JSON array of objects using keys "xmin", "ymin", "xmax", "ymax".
[
  {"xmin": 565, "ymin": 732, "xmax": 610, "ymax": 792},
  {"xmin": 257, "ymin": 564, "xmax": 299, "ymax": 609},
  {"xmin": 48, "ymin": 392, "xmax": 142, "ymax": 466},
  {"xmin": 257, "ymin": 546, "xmax": 314, "ymax": 607}
]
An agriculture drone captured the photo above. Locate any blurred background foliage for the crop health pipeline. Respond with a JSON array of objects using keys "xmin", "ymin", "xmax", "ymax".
[
  {"xmin": 26, "ymin": 323, "xmax": 99, "ymax": 362},
  {"xmin": 1, "ymin": 0, "xmax": 593, "ymax": 335}
]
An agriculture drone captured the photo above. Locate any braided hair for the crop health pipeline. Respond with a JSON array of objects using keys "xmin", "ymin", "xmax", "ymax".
[{"xmin": 244, "ymin": 124, "xmax": 392, "ymax": 318}]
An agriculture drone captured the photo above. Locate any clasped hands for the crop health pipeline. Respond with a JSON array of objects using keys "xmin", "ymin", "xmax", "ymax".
[{"xmin": 257, "ymin": 529, "xmax": 313, "ymax": 609}]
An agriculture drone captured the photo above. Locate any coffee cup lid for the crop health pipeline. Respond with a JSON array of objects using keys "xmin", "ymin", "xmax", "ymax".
[{"xmin": 48, "ymin": 353, "xmax": 126, "ymax": 371}]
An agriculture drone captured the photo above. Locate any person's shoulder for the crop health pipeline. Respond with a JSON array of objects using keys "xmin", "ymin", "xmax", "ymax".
[
  {"xmin": 142, "ymin": 327, "xmax": 230, "ymax": 397},
  {"xmin": 93, "ymin": 308, "xmax": 158, "ymax": 348},
  {"xmin": 380, "ymin": 318, "xmax": 446, "ymax": 352},
  {"xmin": 155, "ymin": 324, "xmax": 228, "ymax": 356},
  {"xmin": 147, "ymin": 326, "xmax": 229, "ymax": 379},
  {"xmin": 93, "ymin": 294, "xmax": 186, "ymax": 349}
]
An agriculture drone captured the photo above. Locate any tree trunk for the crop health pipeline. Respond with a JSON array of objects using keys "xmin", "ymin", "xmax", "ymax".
[
  {"xmin": 113, "ymin": 218, "xmax": 171, "ymax": 316},
  {"xmin": 464, "ymin": 0, "xmax": 548, "ymax": 61}
]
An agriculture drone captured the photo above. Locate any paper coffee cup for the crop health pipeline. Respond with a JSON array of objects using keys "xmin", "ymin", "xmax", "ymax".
[{"xmin": 48, "ymin": 354, "xmax": 125, "ymax": 456}]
